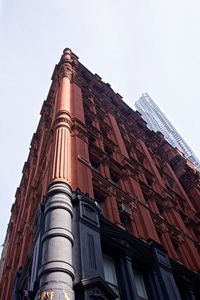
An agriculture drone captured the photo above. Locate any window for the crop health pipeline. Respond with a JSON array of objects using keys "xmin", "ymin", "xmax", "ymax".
[
  {"xmin": 156, "ymin": 229, "xmax": 163, "ymax": 244},
  {"xmin": 86, "ymin": 117, "xmax": 93, "ymax": 126},
  {"xmin": 137, "ymin": 154, "xmax": 145, "ymax": 165},
  {"xmin": 145, "ymin": 176, "xmax": 153, "ymax": 187},
  {"xmin": 118, "ymin": 203, "xmax": 132, "ymax": 233},
  {"xmin": 157, "ymin": 203, "xmax": 164, "ymax": 215},
  {"xmin": 134, "ymin": 270, "xmax": 148, "ymax": 300},
  {"xmin": 104, "ymin": 144, "xmax": 113, "ymax": 156},
  {"xmin": 110, "ymin": 169, "xmax": 120, "ymax": 186},
  {"xmin": 172, "ymin": 239, "xmax": 179, "ymax": 256},
  {"xmin": 90, "ymin": 155, "xmax": 100, "ymax": 172},
  {"xmin": 119, "ymin": 214, "xmax": 132, "ymax": 233},
  {"xmin": 103, "ymin": 254, "xmax": 120, "ymax": 297},
  {"xmin": 94, "ymin": 191, "xmax": 105, "ymax": 215},
  {"xmin": 29, "ymin": 234, "xmax": 40, "ymax": 291},
  {"xmin": 89, "ymin": 136, "xmax": 96, "ymax": 145},
  {"xmin": 166, "ymin": 175, "xmax": 175, "ymax": 190}
]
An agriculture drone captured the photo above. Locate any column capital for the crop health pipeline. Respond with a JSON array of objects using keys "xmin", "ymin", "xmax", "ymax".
[{"xmin": 57, "ymin": 48, "xmax": 78, "ymax": 82}]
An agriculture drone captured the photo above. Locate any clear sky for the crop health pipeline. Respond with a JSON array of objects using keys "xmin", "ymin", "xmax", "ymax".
[{"xmin": 0, "ymin": 0, "xmax": 200, "ymax": 249}]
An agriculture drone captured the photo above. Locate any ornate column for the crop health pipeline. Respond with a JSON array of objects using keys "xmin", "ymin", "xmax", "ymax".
[
  {"xmin": 50, "ymin": 48, "xmax": 76, "ymax": 184},
  {"xmin": 36, "ymin": 49, "xmax": 77, "ymax": 300}
]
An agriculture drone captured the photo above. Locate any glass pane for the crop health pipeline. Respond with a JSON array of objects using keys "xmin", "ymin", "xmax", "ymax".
[
  {"xmin": 103, "ymin": 254, "xmax": 118, "ymax": 286},
  {"xmin": 103, "ymin": 254, "xmax": 120, "ymax": 299},
  {"xmin": 134, "ymin": 270, "xmax": 148, "ymax": 299}
]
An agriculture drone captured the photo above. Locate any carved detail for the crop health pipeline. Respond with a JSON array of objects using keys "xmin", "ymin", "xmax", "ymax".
[
  {"xmin": 89, "ymin": 288, "xmax": 107, "ymax": 299},
  {"xmin": 38, "ymin": 291, "xmax": 54, "ymax": 300},
  {"xmin": 54, "ymin": 116, "xmax": 73, "ymax": 130},
  {"xmin": 180, "ymin": 170, "xmax": 200, "ymax": 191},
  {"xmin": 56, "ymin": 48, "xmax": 78, "ymax": 82},
  {"xmin": 72, "ymin": 122, "xmax": 88, "ymax": 142},
  {"xmin": 160, "ymin": 223, "xmax": 168, "ymax": 233},
  {"xmin": 37, "ymin": 290, "xmax": 70, "ymax": 300},
  {"xmin": 177, "ymin": 233, "xmax": 184, "ymax": 244}
]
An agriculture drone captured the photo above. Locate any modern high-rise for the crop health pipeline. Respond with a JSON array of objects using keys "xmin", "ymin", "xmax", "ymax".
[
  {"xmin": 0, "ymin": 49, "xmax": 200, "ymax": 300},
  {"xmin": 135, "ymin": 93, "xmax": 200, "ymax": 171}
]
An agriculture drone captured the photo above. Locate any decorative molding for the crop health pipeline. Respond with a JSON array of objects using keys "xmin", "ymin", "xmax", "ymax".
[{"xmin": 56, "ymin": 48, "xmax": 78, "ymax": 82}]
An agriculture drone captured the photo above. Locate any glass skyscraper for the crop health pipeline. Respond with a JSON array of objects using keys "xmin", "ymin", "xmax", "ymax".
[{"xmin": 135, "ymin": 93, "xmax": 200, "ymax": 171}]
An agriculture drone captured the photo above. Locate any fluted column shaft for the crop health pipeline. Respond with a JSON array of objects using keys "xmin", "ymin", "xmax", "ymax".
[{"xmin": 50, "ymin": 74, "xmax": 72, "ymax": 184}]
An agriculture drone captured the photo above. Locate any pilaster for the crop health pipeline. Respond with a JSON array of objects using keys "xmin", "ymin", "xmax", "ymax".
[
  {"xmin": 108, "ymin": 112, "xmax": 129, "ymax": 159},
  {"xmin": 149, "ymin": 241, "xmax": 182, "ymax": 300},
  {"xmin": 120, "ymin": 255, "xmax": 139, "ymax": 300}
]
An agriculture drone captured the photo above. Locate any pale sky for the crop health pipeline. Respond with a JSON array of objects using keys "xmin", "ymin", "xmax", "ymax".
[{"xmin": 0, "ymin": 0, "xmax": 200, "ymax": 249}]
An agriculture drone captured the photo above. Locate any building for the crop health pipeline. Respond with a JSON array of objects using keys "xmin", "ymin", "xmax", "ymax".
[
  {"xmin": 135, "ymin": 93, "xmax": 200, "ymax": 171},
  {"xmin": 0, "ymin": 48, "xmax": 200, "ymax": 300}
]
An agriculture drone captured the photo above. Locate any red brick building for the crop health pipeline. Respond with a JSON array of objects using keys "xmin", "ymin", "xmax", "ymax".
[{"xmin": 0, "ymin": 48, "xmax": 200, "ymax": 300}]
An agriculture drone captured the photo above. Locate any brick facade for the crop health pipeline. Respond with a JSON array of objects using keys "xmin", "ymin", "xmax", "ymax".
[{"xmin": 0, "ymin": 48, "xmax": 200, "ymax": 300}]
